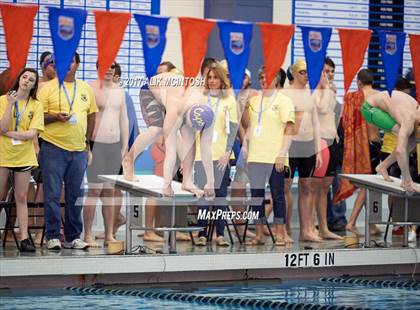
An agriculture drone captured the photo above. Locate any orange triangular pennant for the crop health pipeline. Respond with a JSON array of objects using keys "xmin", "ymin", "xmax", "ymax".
[
  {"xmin": 94, "ymin": 10, "xmax": 131, "ymax": 81},
  {"xmin": 338, "ymin": 28, "xmax": 372, "ymax": 94},
  {"xmin": 258, "ymin": 23, "xmax": 294, "ymax": 88}
]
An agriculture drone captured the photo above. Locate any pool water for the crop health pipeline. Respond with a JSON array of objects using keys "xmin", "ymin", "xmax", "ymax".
[{"xmin": 1, "ymin": 280, "xmax": 419, "ymax": 309}]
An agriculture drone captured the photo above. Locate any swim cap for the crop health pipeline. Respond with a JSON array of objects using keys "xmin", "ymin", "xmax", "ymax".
[{"xmin": 189, "ymin": 104, "xmax": 214, "ymax": 131}]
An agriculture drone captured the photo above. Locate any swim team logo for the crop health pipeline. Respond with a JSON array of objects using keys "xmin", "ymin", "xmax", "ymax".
[
  {"xmin": 309, "ymin": 31, "xmax": 322, "ymax": 53},
  {"xmin": 192, "ymin": 106, "xmax": 205, "ymax": 129},
  {"xmin": 81, "ymin": 94, "xmax": 87, "ymax": 102},
  {"xmin": 385, "ymin": 34, "xmax": 397, "ymax": 55},
  {"xmin": 230, "ymin": 32, "xmax": 244, "ymax": 55},
  {"xmin": 58, "ymin": 16, "xmax": 74, "ymax": 41},
  {"xmin": 146, "ymin": 25, "xmax": 160, "ymax": 48}
]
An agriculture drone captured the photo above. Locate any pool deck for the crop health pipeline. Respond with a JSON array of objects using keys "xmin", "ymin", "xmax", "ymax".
[{"xmin": 1, "ymin": 230, "xmax": 419, "ymax": 289}]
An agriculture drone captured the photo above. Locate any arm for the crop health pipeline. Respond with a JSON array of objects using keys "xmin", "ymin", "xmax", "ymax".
[
  {"xmin": 0, "ymin": 92, "xmax": 16, "ymax": 134},
  {"xmin": 44, "ymin": 113, "xmax": 71, "ymax": 124},
  {"xmin": 5, "ymin": 129, "xmax": 38, "ymax": 140},
  {"xmin": 217, "ymin": 122, "xmax": 239, "ymax": 171},
  {"xmin": 315, "ymin": 72, "xmax": 333, "ymax": 114},
  {"xmin": 275, "ymin": 121, "xmax": 295, "ymax": 172},
  {"xmin": 312, "ymin": 104, "xmax": 322, "ymax": 169},
  {"xmin": 119, "ymin": 92, "xmax": 129, "ymax": 158}
]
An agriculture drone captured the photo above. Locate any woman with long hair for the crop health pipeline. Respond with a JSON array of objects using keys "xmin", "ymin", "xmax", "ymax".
[{"xmin": 0, "ymin": 68, "xmax": 44, "ymax": 252}]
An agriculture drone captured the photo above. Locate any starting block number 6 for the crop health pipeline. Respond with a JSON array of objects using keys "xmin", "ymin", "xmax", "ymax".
[{"xmin": 369, "ymin": 191, "xmax": 382, "ymax": 222}]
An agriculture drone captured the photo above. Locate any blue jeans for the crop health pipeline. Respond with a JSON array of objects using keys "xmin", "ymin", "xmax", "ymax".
[
  {"xmin": 248, "ymin": 163, "xmax": 286, "ymax": 225},
  {"xmin": 327, "ymin": 166, "xmax": 347, "ymax": 225},
  {"xmin": 194, "ymin": 161, "xmax": 230, "ymax": 238},
  {"xmin": 40, "ymin": 141, "xmax": 87, "ymax": 242}
]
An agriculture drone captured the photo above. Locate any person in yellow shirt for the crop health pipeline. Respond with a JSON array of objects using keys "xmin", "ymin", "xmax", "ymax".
[
  {"xmin": 37, "ymin": 53, "xmax": 98, "ymax": 251},
  {"xmin": 0, "ymin": 68, "xmax": 44, "ymax": 252},
  {"xmin": 242, "ymin": 66, "xmax": 295, "ymax": 245},
  {"xmin": 194, "ymin": 64, "xmax": 238, "ymax": 247}
]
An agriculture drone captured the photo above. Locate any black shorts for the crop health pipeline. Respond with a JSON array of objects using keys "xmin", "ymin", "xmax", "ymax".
[
  {"xmin": 285, "ymin": 140, "xmax": 316, "ymax": 178},
  {"xmin": 140, "ymin": 87, "xmax": 165, "ymax": 128},
  {"xmin": 3, "ymin": 166, "xmax": 32, "ymax": 172},
  {"xmin": 313, "ymin": 139, "xmax": 339, "ymax": 178},
  {"xmin": 87, "ymin": 141, "xmax": 122, "ymax": 183},
  {"xmin": 369, "ymin": 141, "xmax": 381, "ymax": 174}
]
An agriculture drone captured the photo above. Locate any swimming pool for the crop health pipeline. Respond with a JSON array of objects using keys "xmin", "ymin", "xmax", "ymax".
[{"xmin": 1, "ymin": 279, "xmax": 419, "ymax": 309}]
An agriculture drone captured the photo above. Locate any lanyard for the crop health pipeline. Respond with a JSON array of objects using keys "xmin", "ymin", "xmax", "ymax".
[
  {"xmin": 14, "ymin": 98, "xmax": 30, "ymax": 131},
  {"xmin": 207, "ymin": 95, "xmax": 221, "ymax": 116},
  {"xmin": 62, "ymin": 81, "xmax": 77, "ymax": 113},
  {"xmin": 257, "ymin": 92, "xmax": 277, "ymax": 127}
]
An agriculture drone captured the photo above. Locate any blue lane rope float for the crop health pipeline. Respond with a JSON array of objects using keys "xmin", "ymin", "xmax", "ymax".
[
  {"xmin": 64, "ymin": 287, "xmax": 376, "ymax": 310},
  {"xmin": 319, "ymin": 277, "xmax": 420, "ymax": 290}
]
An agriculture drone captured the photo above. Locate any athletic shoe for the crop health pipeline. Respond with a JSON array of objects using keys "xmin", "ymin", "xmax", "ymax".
[
  {"xmin": 47, "ymin": 239, "xmax": 62, "ymax": 250},
  {"xmin": 63, "ymin": 239, "xmax": 89, "ymax": 250},
  {"xmin": 195, "ymin": 236, "xmax": 207, "ymax": 246},
  {"xmin": 20, "ymin": 238, "xmax": 35, "ymax": 253},
  {"xmin": 408, "ymin": 230, "xmax": 417, "ymax": 243}
]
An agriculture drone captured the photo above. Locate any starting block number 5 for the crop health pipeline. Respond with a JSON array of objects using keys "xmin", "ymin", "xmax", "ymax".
[{"xmin": 369, "ymin": 191, "xmax": 382, "ymax": 222}]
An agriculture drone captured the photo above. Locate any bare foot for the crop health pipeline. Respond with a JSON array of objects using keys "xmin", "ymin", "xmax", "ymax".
[
  {"xmin": 95, "ymin": 232, "xmax": 105, "ymax": 240},
  {"xmin": 34, "ymin": 233, "xmax": 43, "ymax": 245},
  {"xmin": 401, "ymin": 180, "xmax": 420, "ymax": 193},
  {"xmin": 319, "ymin": 230, "xmax": 344, "ymax": 240},
  {"xmin": 113, "ymin": 214, "xmax": 126, "ymax": 235},
  {"xmin": 144, "ymin": 232, "xmax": 164, "ymax": 242},
  {"xmin": 182, "ymin": 183, "xmax": 204, "ymax": 198},
  {"xmin": 176, "ymin": 232, "xmax": 191, "ymax": 241},
  {"xmin": 84, "ymin": 235, "xmax": 102, "ymax": 248},
  {"xmin": 122, "ymin": 155, "xmax": 138, "ymax": 182},
  {"xmin": 346, "ymin": 225, "xmax": 363, "ymax": 237},
  {"xmin": 299, "ymin": 232, "xmax": 323, "ymax": 242},
  {"xmin": 284, "ymin": 234, "xmax": 294, "ymax": 244},
  {"xmin": 376, "ymin": 164, "xmax": 393, "ymax": 182},
  {"xmin": 104, "ymin": 237, "xmax": 118, "ymax": 247},
  {"xmin": 162, "ymin": 185, "xmax": 174, "ymax": 197},
  {"xmin": 263, "ymin": 226, "xmax": 271, "ymax": 236},
  {"xmin": 245, "ymin": 237, "xmax": 265, "ymax": 245}
]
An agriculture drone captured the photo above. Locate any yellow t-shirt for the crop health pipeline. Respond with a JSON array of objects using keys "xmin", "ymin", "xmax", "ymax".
[
  {"xmin": 0, "ymin": 96, "xmax": 44, "ymax": 167},
  {"xmin": 381, "ymin": 132, "xmax": 397, "ymax": 154},
  {"xmin": 247, "ymin": 92, "xmax": 295, "ymax": 164},
  {"xmin": 38, "ymin": 78, "xmax": 98, "ymax": 152},
  {"xmin": 195, "ymin": 94, "xmax": 238, "ymax": 161}
]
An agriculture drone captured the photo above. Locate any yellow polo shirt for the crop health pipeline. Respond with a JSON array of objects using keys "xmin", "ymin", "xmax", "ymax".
[
  {"xmin": 247, "ymin": 92, "xmax": 295, "ymax": 164},
  {"xmin": 195, "ymin": 94, "xmax": 238, "ymax": 161},
  {"xmin": 37, "ymin": 78, "xmax": 98, "ymax": 152},
  {"xmin": 0, "ymin": 96, "xmax": 44, "ymax": 167}
]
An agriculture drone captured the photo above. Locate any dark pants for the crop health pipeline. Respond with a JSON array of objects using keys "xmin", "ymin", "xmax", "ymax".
[
  {"xmin": 40, "ymin": 141, "xmax": 87, "ymax": 242},
  {"xmin": 194, "ymin": 161, "xmax": 230, "ymax": 238},
  {"xmin": 327, "ymin": 165, "xmax": 347, "ymax": 226},
  {"xmin": 248, "ymin": 163, "xmax": 286, "ymax": 225}
]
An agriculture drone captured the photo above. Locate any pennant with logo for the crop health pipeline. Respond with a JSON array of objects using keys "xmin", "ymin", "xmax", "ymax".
[
  {"xmin": 0, "ymin": 4, "xmax": 38, "ymax": 86},
  {"xmin": 258, "ymin": 23, "xmax": 294, "ymax": 88},
  {"xmin": 409, "ymin": 34, "xmax": 420, "ymax": 102},
  {"xmin": 338, "ymin": 28, "xmax": 372, "ymax": 93},
  {"xmin": 49, "ymin": 7, "xmax": 87, "ymax": 85},
  {"xmin": 179, "ymin": 17, "xmax": 215, "ymax": 88},
  {"xmin": 378, "ymin": 31, "xmax": 406, "ymax": 96},
  {"xmin": 134, "ymin": 14, "xmax": 169, "ymax": 79},
  {"xmin": 94, "ymin": 10, "xmax": 130, "ymax": 82},
  {"xmin": 218, "ymin": 21, "xmax": 253, "ymax": 95},
  {"xmin": 300, "ymin": 26, "xmax": 332, "ymax": 91}
]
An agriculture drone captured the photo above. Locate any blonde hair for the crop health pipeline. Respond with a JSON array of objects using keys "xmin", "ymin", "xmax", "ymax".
[{"xmin": 204, "ymin": 64, "xmax": 231, "ymax": 98}]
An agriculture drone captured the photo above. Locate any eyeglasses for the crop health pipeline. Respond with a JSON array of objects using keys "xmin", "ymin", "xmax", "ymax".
[{"xmin": 298, "ymin": 70, "xmax": 307, "ymax": 75}]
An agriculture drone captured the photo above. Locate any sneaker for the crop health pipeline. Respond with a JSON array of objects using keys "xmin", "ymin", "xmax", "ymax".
[
  {"xmin": 216, "ymin": 236, "xmax": 230, "ymax": 247},
  {"xmin": 63, "ymin": 239, "xmax": 89, "ymax": 250},
  {"xmin": 47, "ymin": 239, "xmax": 62, "ymax": 250},
  {"xmin": 195, "ymin": 236, "xmax": 207, "ymax": 246},
  {"xmin": 20, "ymin": 238, "xmax": 35, "ymax": 253},
  {"xmin": 408, "ymin": 230, "xmax": 417, "ymax": 243}
]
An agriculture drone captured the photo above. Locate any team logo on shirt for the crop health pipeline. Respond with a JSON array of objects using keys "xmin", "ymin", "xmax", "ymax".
[
  {"xmin": 271, "ymin": 104, "xmax": 280, "ymax": 111},
  {"xmin": 27, "ymin": 111, "xmax": 34, "ymax": 120},
  {"xmin": 58, "ymin": 16, "xmax": 74, "ymax": 40},
  {"xmin": 146, "ymin": 25, "xmax": 160, "ymax": 48},
  {"xmin": 385, "ymin": 34, "xmax": 397, "ymax": 55},
  {"xmin": 81, "ymin": 94, "xmax": 87, "ymax": 102},
  {"xmin": 309, "ymin": 31, "xmax": 322, "ymax": 53},
  {"xmin": 230, "ymin": 32, "xmax": 244, "ymax": 55}
]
